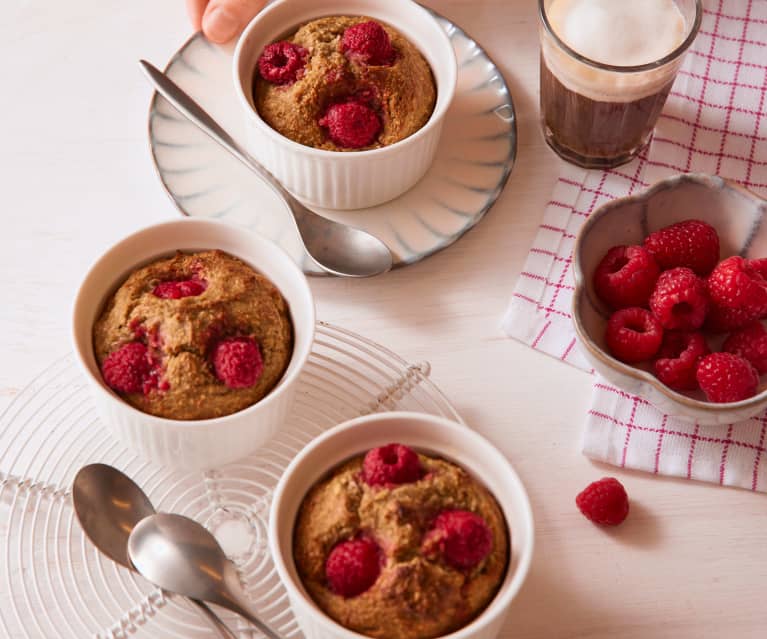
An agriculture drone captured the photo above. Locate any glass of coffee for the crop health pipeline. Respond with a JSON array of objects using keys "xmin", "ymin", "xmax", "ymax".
[{"xmin": 539, "ymin": 0, "xmax": 702, "ymax": 168}]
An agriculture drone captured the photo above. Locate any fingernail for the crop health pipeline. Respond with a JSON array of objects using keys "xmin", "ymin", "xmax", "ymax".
[{"xmin": 203, "ymin": 7, "xmax": 240, "ymax": 43}]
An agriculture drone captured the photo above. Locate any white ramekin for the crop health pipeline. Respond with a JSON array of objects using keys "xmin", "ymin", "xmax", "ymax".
[
  {"xmin": 71, "ymin": 218, "xmax": 315, "ymax": 470},
  {"xmin": 269, "ymin": 411, "xmax": 534, "ymax": 639},
  {"xmin": 233, "ymin": 0, "xmax": 457, "ymax": 210}
]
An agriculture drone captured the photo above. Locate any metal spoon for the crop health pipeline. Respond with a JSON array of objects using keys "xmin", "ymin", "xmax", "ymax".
[
  {"xmin": 71, "ymin": 464, "xmax": 238, "ymax": 639},
  {"xmin": 128, "ymin": 512, "xmax": 281, "ymax": 639},
  {"xmin": 140, "ymin": 59, "xmax": 393, "ymax": 278}
]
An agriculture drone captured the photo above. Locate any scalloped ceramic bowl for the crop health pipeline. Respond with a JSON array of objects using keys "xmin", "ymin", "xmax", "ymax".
[{"xmin": 573, "ymin": 173, "xmax": 767, "ymax": 425}]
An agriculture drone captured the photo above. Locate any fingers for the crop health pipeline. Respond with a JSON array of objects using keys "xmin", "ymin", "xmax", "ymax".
[
  {"xmin": 202, "ymin": 0, "xmax": 267, "ymax": 43},
  {"xmin": 186, "ymin": 0, "xmax": 208, "ymax": 30}
]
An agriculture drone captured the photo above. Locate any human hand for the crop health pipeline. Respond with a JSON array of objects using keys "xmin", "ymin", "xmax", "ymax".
[{"xmin": 186, "ymin": 0, "xmax": 267, "ymax": 44}]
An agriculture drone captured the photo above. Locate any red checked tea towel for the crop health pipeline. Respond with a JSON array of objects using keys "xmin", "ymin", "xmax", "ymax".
[{"xmin": 503, "ymin": 0, "xmax": 767, "ymax": 491}]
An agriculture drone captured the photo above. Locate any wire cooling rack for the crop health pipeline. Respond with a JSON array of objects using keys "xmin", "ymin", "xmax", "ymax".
[{"xmin": 0, "ymin": 322, "xmax": 461, "ymax": 639}]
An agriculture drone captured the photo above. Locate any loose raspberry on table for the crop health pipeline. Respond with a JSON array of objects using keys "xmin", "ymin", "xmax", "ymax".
[
  {"xmin": 422, "ymin": 510, "xmax": 493, "ymax": 571},
  {"xmin": 707, "ymin": 256, "xmax": 767, "ymax": 317},
  {"xmin": 605, "ymin": 307, "xmax": 664, "ymax": 363},
  {"xmin": 653, "ymin": 331, "xmax": 710, "ymax": 391},
  {"xmin": 593, "ymin": 245, "xmax": 660, "ymax": 310},
  {"xmin": 575, "ymin": 477, "xmax": 629, "ymax": 526},
  {"xmin": 319, "ymin": 101, "xmax": 381, "ymax": 149},
  {"xmin": 362, "ymin": 443, "xmax": 422, "ymax": 487},
  {"xmin": 723, "ymin": 321, "xmax": 767, "ymax": 374},
  {"xmin": 696, "ymin": 352, "xmax": 760, "ymax": 403},
  {"xmin": 101, "ymin": 342, "xmax": 155, "ymax": 395},
  {"xmin": 153, "ymin": 278, "xmax": 207, "ymax": 299},
  {"xmin": 211, "ymin": 337, "xmax": 264, "ymax": 389},
  {"xmin": 341, "ymin": 21, "xmax": 396, "ymax": 66},
  {"xmin": 257, "ymin": 41, "xmax": 308, "ymax": 85},
  {"xmin": 649, "ymin": 267, "xmax": 709, "ymax": 331},
  {"xmin": 325, "ymin": 538, "xmax": 382, "ymax": 597},
  {"xmin": 643, "ymin": 219, "xmax": 720, "ymax": 275}
]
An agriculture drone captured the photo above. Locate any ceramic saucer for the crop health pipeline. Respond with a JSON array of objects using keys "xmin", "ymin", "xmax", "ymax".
[{"xmin": 148, "ymin": 11, "xmax": 516, "ymax": 274}]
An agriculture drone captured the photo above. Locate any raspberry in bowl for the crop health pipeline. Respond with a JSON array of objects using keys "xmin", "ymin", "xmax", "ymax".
[
  {"xmin": 233, "ymin": 0, "xmax": 457, "ymax": 210},
  {"xmin": 572, "ymin": 173, "xmax": 767, "ymax": 425},
  {"xmin": 72, "ymin": 218, "xmax": 315, "ymax": 470},
  {"xmin": 269, "ymin": 412, "xmax": 534, "ymax": 639}
]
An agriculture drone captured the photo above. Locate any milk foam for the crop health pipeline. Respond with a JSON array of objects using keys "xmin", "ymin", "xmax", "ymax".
[
  {"xmin": 547, "ymin": 0, "xmax": 686, "ymax": 66},
  {"xmin": 542, "ymin": 0, "xmax": 690, "ymax": 102}
]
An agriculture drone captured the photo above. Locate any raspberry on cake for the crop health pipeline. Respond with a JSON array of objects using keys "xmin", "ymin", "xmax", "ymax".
[
  {"xmin": 211, "ymin": 336, "xmax": 264, "ymax": 390},
  {"xmin": 293, "ymin": 444, "xmax": 508, "ymax": 639},
  {"xmin": 257, "ymin": 41, "xmax": 308, "ymax": 85},
  {"xmin": 93, "ymin": 250, "xmax": 293, "ymax": 420},
  {"xmin": 319, "ymin": 101, "xmax": 382, "ymax": 149},
  {"xmin": 593, "ymin": 245, "xmax": 660, "ymax": 310},
  {"xmin": 253, "ymin": 16, "xmax": 436, "ymax": 151},
  {"xmin": 422, "ymin": 510, "xmax": 493, "ymax": 571},
  {"xmin": 362, "ymin": 443, "xmax": 423, "ymax": 487},
  {"xmin": 325, "ymin": 538, "xmax": 383, "ymax": 598},
  {"xmin": 341, "ymin": 20, "xmax": 396, "ymax": 66}
]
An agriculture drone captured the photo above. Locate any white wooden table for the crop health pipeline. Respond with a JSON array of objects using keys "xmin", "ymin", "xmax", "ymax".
[{"xmin": 2, "ymin": 1, "xmax": 766, "ymax": 637}]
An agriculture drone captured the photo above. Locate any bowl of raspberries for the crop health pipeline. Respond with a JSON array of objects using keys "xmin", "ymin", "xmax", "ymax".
[{"xmin": 572, "ymin": 173, "xmax": 767, "ymax": 425}]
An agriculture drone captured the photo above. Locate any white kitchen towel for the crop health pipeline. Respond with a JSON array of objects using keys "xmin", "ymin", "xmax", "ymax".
[{"xmin": 503, "ymin": 0, "xmax": 767, "ymax": 491}]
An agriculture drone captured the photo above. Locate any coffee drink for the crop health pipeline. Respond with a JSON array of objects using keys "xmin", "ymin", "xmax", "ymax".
[{"xmin": 539, "ymin": 0, "xmax": 699, "ymax": 168}]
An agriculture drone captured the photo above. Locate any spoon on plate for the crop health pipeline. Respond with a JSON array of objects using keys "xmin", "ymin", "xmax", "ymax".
[
  {"xmin": 71, "ymin": 464, "xmax": 239, "ymax": 639},
  {"xmin": 139, "ymin": 59, "xmax": 393, "ymax": 278},
  {"xmin": 128, "ymin": 512, "xmax": 281, "ymax": 638}
]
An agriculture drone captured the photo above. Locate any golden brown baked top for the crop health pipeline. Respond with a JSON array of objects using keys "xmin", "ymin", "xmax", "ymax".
[
  {"xmin": 293, "ymin": 445, "xmax": 509, "ymax": 639},
  {"xmin": 253, "ymin": 16, "xmax": 437, "ymax": 151},
  {"xmin": 93, "ymin": 250, "xmax": 293, "ymax": 420}
]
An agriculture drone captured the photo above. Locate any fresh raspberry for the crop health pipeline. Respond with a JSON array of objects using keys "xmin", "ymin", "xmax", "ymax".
[
  {"xmin": 211, "ymin": 337, "xmax": 264, "ymax": 389},
  {"xmin": 605, "ymin": 307, "xmax": 664, "ymax": 363},
  {"xmin": 696, "ymin": 352, "xmax": 760, "ymax": 403},
  {"xmin": 341, "ymin": 21, "xmax": 395, "ymax": 66},
  {"xmin": 653, "ymin": 331, "xmax": 710, "ymax": 391},
  {"xmin": 649, "ymin": 267, "xmax": 709, "ymax": 331},
  {"xmin": 325, "ymin": 538, "xmax": 382, "ymax": 597},
  {"xmin": 575, "ymin": 477, "xmax": 629, "ymax": 526},
  {"xmin": 707, "ymin": 256, "xmax": 767, "ymax": 317},
  {"xmin": 319, "ymin": 101, "xmax": 381, "ymax": 149},
  {"xmin": 593, "ymin": 245, "xmax": 660, "ymax": 310},
  {"xmin": 722, "ymin": 321, "xmax": 767, "ymax": 374},
  {"xmin": 257, "ymin": 41, "xmax": 308, "ymax": 85},
  {"xmin": 153, "ymin": 278, "xmax": 207, "ymax": 299},
  {"xmin": 705, "ymin": 302, "xmax": 756, "ymax": 333},
  {"xmin": 362, "ymin": 443, "xmax": 422, "ymax": 487},
  {"xmin": 643, "ymin": 219, "xmax": 720, "ymax": 275},
  {"xmin": 422, "ymin": 510, "xmax": 493, "ymax": 571},
  {"xmin": 101, "ymin": 342, "xmax": 154, "ymax": 395},
  {"xmin": 747, "ymin": 257, "xmax": 767, "ymax": 280}
]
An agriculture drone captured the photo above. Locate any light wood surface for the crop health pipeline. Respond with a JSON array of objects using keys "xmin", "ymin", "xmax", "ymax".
[{"xmin": 2, "ymin": 1, "xmax": 766, "ymax": 637}]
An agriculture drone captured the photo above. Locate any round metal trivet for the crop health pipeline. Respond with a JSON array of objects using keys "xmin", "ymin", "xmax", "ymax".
[{"xmin": 0, "ymin": 322, "xmax": 461, "ymax": 638}]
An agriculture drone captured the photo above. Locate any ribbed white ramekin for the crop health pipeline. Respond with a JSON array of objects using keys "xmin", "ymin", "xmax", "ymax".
[
  {"xmin": 71, "ymin": 218, "xmax": 315, "ymax": 470},
  {"xmin": 233, "ymin": 0, "xmax": 457, "ymax": 210},
  {"xmin": 269, "ymin": 412, "xmax": 535, "ymax": 639}
]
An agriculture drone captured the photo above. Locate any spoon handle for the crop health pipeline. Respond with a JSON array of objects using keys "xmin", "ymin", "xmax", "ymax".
[
  {"xmin": 192, "ymin": 599, "xmax": 239, "ymax": 639},
  {"xmin": 139, "ymin": 59, "xmax": 295, "ymax": 208}
]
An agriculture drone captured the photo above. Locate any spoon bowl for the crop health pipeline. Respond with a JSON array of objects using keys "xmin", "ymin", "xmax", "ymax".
[
  {"xmin": 128, "ymin": 513, "xmax": 280, "ymax": 638},
  {"xmin": 72, "ymin": 464, "xmax": 239, "ymax": 639}
]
